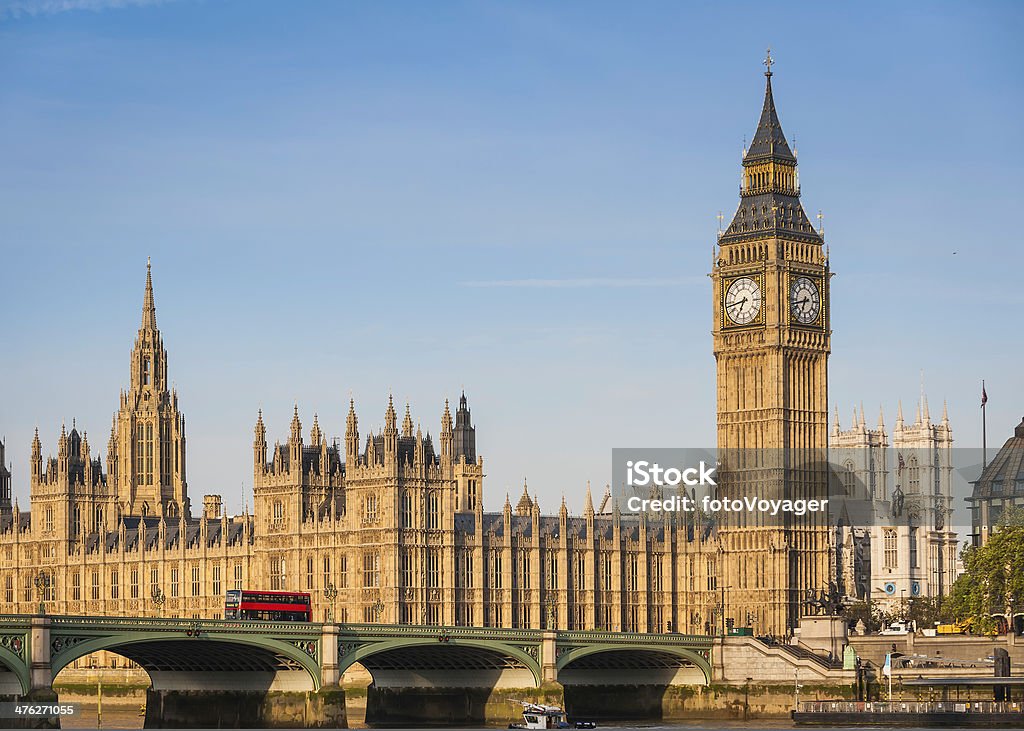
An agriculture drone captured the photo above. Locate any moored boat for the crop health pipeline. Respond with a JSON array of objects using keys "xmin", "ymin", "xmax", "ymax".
[{"xmin": 507, "ymin": 701, "xmax": 597, "ymax": 729}]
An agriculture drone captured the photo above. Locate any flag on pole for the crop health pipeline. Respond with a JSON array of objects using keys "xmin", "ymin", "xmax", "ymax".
[
  {"xmin": 882, "ymin": 653, "xmax": 892, "ymax": 677},
  {"xmin": 982, "ymin": 382, "xmax": 988, "ymax": 408}
]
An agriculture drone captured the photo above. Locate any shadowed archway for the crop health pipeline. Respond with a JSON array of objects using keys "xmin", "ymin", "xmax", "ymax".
[
  {"xmin": 557, "ymin": 645, "xmax": 711, "ymax": 721},
  {"xmin": 51, "ymin": 634, "xmax": 321, "ymax": 692},
  {"xmin": 341, "ymin": 638, "xmax": 542, "ymax": 725}
]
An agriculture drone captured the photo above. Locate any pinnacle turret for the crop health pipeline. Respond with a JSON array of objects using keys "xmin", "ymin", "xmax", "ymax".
[
  {"xmin": 346, "ymin": 399, "xmax": 357, "ymax": 432},
  {"xmin": 402, "ymin": 403, "xmax": 413, "ymax": 438},
  {"xmin": 344, "ymin": 399, "xmax": 360, "ymax": 465},
  {"xmin": 310, "ymin": 413, "xmax": 322, "ymax": 445},
  {"xmin": 515, "ymin": 479, "xmax": 532, "ymax": 516},
  {"xmin": 290, "ymin": 405, "xmax": 302, "ymax": 443},
  {"xmin": 385, "ymin": 395, "xmax": 397, "ymax": 433},
  {"xmin": 142, "ymin": 257, "xmax": 157, "ymax": 331},
  {"xmin": 441, "ymin": 398, "xmax": 452, "ymax": 432},
  {"xmin": 453, "ymin": 391, "xmax": 476, "ymax": 463}
]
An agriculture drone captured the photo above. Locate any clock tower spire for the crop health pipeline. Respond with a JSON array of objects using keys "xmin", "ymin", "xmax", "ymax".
[{"xmin": 711, "ymin": 52, "xmax": 832, "ymax": 636}]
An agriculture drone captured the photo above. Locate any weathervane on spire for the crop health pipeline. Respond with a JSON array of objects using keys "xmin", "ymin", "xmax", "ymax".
[{"xmin": 763, "ymin": 48, "xmax": 774, "ymax": 76}]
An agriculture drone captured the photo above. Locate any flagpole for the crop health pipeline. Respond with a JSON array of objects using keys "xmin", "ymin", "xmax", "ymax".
[{"xmin": 982, "ymin": 380, "xmax": 988, "ymax": 469}]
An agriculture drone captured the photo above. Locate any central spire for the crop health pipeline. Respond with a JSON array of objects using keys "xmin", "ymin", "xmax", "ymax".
[
  {"xmin": 720, "ymin": 51, "xmax": 820, "ymax": 245},
  {"xmin": 744, "ymin": 49, "xmax": 796, "ymax": 163},
  {"xmin": 142, "ymin": 257, "xmax": 157, "ymax": 331}
]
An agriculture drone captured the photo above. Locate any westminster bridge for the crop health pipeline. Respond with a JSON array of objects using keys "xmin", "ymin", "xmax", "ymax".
[{"xmin": 0, "ymin": 614, "xmax": 719, "ymax": 726}]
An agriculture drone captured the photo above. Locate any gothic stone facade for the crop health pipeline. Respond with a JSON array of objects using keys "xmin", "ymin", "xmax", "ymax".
[
  {"xmin": 0, "ymin": 63, "xmax": 832, "ymax": 637},
  {"xmin": 0, "ymin": 264, "xmax": 723, "ymax": 632},
  {"xmin": 830, "ymin": 401, "xmax": 959, "ymax": 612}
]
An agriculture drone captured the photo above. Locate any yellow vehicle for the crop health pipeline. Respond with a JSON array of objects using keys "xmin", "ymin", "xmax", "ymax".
[{"xmin": 936, "ymin": 620, "xmax": 970, "ymax": 635}]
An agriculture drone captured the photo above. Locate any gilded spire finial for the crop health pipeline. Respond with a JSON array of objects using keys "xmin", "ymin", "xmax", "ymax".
[{"xmin": 763, "ymin": 47, "xmax": 774, "ymax": 77}]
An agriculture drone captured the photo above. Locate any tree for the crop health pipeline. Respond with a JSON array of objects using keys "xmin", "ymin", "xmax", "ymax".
[
  {"xmin": 997, "ymin": 504, "xmax": 1024, "ymax": 529},
  {"xmin": 842, "ymin": 600, "xmax": 889, "ymax": 633},
  {"xmin": 905, "ymin": 595, "xmax": 943, "ymax": 629},
  {"xmin": 945, "ymin": 526, "xmax": 1024, "ymax": 634}
]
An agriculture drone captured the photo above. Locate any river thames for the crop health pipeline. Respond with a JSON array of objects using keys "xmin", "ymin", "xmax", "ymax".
[{"xmin": 55, "ymin": 700, "xmax": 847, "ymax": 730}]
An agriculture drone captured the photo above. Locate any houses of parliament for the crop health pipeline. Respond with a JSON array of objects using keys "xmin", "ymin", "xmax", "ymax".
[{"xmin": 0, "ymin": 60, "xmax": 840, "ymax": 638}]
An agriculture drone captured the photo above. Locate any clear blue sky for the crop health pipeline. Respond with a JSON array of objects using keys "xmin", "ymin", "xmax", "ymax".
[{"xmin": 1, "ymin": 0, "xmax": 1021, "ymax": 514}]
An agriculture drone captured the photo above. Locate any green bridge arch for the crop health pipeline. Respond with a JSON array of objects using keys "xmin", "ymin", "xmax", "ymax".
[
  {"xmin": 555, "ymin": 643, "xmax": 712, "ymax": 684},
  {"xmin": 50, "ymin": 631, "xmax": 322, "ymax": 690},
  {"xmin": 0, "ymin": 642, "xmax": 30, "ymax": 696},
  {"xmin": 341, "ymin": 637, "xmax": 543, "ymax": 687}
]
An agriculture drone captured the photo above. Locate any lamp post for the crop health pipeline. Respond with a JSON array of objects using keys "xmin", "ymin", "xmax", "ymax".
[
  {"xmin": 151, "ymin": 586, "xmax": 166, "ymax": 618},
  {"xmin": 719, "ymin": 585, "xmax": 733, "ymax": 635},
  {"xmin": 324, "ymin": 583, "xmax": 338, "ymax": 623},
  {"xmin": 34, "ymin": 572, "xmax": 49, "ymax": 616}
]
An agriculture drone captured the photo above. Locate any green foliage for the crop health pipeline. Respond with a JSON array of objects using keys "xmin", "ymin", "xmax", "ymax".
[
  {"xmin": 945, "ymin": 526, "xmax": 1024, "ymax": 634},
  {"xmin": 997, "ymin": 504, "xmax": 1024, "ymax": 528},
  {"xmin": 905, "ymin": 595, "xmax": 943, "ymax": 628},
  {"xmin": 841, "ymin": 600, "xmax": 887, "ymax": 633}
]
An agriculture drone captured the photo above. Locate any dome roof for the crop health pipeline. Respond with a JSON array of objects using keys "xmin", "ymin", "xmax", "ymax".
[{"xmin": 970, "ymin": 417, "xmax": 1024, "ymax": 499}]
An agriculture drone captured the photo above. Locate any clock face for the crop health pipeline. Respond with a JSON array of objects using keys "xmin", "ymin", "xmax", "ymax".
[
  {"xmin": 724, "ymin": 276, "xmax": 762, "ymax": 325},
  {"xmin": 790, "ymin": 276, "xmax": 821, "ymax": 324}
]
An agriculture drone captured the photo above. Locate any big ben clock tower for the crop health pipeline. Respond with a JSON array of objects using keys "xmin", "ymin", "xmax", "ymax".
[{"xmin": 711, "ymin": 52, "xmax": 832, "ymax": 635}]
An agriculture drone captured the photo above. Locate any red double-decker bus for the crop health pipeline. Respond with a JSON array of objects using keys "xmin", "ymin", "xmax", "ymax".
[{"xmin": 224, "ymin": 589, "xmax": 312, "ymax": 621}]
